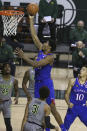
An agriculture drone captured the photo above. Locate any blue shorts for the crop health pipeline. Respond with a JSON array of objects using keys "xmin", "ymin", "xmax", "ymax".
[
  {"xmin": 35, "ymin": 79, "xmax": 55, "ymax": 105},
  {"xmin": 64, "ymin": 105, "xmax": 87, "ymax": 130}
]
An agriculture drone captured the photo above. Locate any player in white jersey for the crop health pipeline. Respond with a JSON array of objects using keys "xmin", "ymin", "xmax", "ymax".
[
  {"xmin": 0, "ymin": 63, "xmax": 19, "ymax": 131},
  {"xmin": 21, "ymin": 86, "xmax": 59, "ymax": 131},
  {"xmin": 22, "ymin": 67, "xmax": 35, "ymax": 98}
]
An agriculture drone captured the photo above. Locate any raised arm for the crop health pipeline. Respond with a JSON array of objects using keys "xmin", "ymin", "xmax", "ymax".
[
  {"xmin": 22, "ymin": 70, "xmax": 32, "ymax": 100},
  {"xmin": 29, "ymin": 15, "xmax": 42, "ymax": 50},
  {"xmin": 16, "ymin": 48, "xmax": 54, "ymax": 67},
  {"xmin": 65, "ymin": 78, "xmax": 75, "ymax": 108}
]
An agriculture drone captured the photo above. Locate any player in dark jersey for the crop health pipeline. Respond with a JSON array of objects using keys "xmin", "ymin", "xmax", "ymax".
[
  {"xmin": 64, "ymin": 66, "xmax": 87, "ymax": 130},
  {"xmin": 16, "ymin": 15, "xmax": 66, "ymax": 131},
  {"xmin": 21, "ymin": 86, "xmax": 59, "ymax": 131},
  {"xmin": 0, "ymin": 63, "xmax": 19, "ymax": 131}
]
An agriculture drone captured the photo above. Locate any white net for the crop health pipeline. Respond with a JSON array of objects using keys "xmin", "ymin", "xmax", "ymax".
[{"xmin": 1, "ymin": 11, "xmax": 24, "ymax": 36}]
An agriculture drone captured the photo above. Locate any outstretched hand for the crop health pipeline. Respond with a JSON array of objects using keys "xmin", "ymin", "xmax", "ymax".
[{"xmin": 15, "ymin": 48, "xmax": 24, "ymax": 58}]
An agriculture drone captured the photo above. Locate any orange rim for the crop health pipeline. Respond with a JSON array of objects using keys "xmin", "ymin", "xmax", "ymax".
[{"xmin": 0, "ymin": 10, "xmax": 24, "ymax": 16}]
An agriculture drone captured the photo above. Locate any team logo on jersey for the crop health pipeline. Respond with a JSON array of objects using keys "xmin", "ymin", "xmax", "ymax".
[{"xmin": 2, "ymin": 88, "xmax": 9, "ymax": 95}]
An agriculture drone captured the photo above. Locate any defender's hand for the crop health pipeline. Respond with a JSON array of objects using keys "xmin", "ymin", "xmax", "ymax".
[{"xmin": 15, "ymin": 48, "xmax": 24, "ymax": 58}]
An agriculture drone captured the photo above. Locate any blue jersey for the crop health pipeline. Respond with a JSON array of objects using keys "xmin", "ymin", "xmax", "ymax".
[
  {"xmin": 64, "ymin": 78, "xmax": 87, "ymax": 130},
  {"xmin": 35, "ymin": 50, "xmax": 55, "ymax": 105},
  {"xmin": 35, "ymin": 50, "xmax": 52, "ymax": 81},
  {"xmin": 70, "ymin": 78, "xmax": 87, "ymax": 105}
]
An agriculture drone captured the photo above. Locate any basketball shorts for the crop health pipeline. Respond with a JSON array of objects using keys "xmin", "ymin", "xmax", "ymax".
[
  {"xmin": 0, "ymin": 100, "xmax": 12, "ymax": 118},
  {"xmin": 35, "ymin": 79, "xmax": 55, "ymax": 105},
  {"xmin": 64, "ymin": 105, "xmax": 87, "ymax": 130},
  {"xmin": 27, "ymin": 88, "xmax": 34, "ymax": 98},
  {"xmin": 24, "ymin": 122, "xmax": 44, "ymax": 131}
]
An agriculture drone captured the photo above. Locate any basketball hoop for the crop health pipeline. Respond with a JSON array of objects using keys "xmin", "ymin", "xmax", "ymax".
[{"xmin": 0, "ymin": 10, "xmax": 24, "ymax": 36}]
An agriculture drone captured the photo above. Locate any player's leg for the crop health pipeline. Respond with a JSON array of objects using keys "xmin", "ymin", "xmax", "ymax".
[
  {"xmin": 3, "ymin": 100, "xmax": 12, "ymax": 131},
  {"xmin": 4, "ymin": 118, "xmax": 12, "ymax": 131},
  {"xmin": 64, "ymin": 107, "xmax": 77, "ymax": 130},
  {"xmin": 45, "ymin": 80, "xmax": 66, "ymax": 131},
  {"xmin": 50, "ymin": 102, "xmax": 67, "ymax": 131},
  {"xmin": 79, "ymin": 105, "xmax": 87, "ymax": 126}
]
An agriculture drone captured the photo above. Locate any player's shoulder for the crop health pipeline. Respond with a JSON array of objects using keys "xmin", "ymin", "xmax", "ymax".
[
  {"xmin": 44, "ymin": 103, "xmax": 50, "ymax": 111},
  {"xmin": 69, "ymin": 78, "xmax": 76, "ymax": 86}
]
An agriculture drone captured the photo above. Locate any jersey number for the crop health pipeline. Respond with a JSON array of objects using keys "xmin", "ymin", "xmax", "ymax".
[
  {"xmin": 32, "ymin": 104, "xmax": 39, "ymax": 114},
  {"xmin": 76, "ymin": 94, "xmax": 84, "ymax": 101},
  {"xmin": 2, "ymin": 88, "xmax": 8, "ymax": 95}
]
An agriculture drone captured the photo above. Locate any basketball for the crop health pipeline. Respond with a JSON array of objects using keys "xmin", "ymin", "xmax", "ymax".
[{"xmin": 27, "ymin": 3, "xmax": 39, "ymax": 16}]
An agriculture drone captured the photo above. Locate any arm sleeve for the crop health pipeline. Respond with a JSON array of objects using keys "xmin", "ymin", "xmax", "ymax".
[{"xmin": 45, "ymin": 116, "xmax": 55, "ymax": 129}]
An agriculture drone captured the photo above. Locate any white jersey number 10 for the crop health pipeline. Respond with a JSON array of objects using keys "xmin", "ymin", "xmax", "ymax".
[{"xmin": 76, "ymin": 94, "xmax": 84, "ymax": 101}]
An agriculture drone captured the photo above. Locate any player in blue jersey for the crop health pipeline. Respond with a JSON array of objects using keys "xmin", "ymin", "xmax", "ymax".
[
  {"xmin": 64, "ymin": 66, "xmax": 87, "ymax": 130},
  {"xmin": 16, "ymin": 15, "xmax": 66, "ymax": 131}
]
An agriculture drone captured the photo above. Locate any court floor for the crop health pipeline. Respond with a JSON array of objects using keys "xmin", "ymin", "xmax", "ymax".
[{"xmin": 0, "ymin": 66, "xmax": 87, "ymax": 131}]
